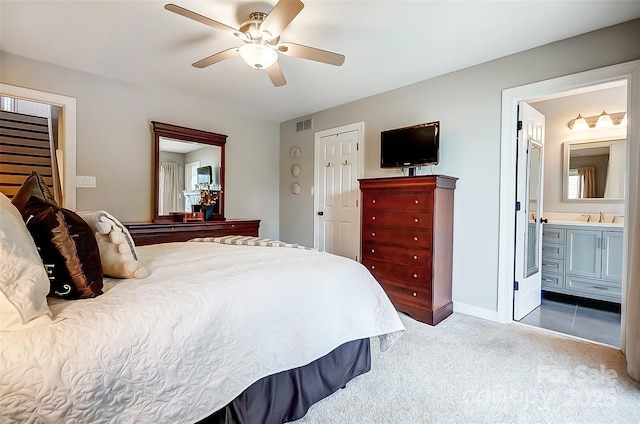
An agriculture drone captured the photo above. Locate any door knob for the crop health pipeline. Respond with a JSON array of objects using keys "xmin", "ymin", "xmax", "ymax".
[{"xmin": 318, "ymin": 211, "xmax": 324, "ymax": 216}]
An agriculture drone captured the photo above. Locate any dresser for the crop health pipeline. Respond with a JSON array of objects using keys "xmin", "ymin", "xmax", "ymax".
[
  {"xmin": 126, "ymin": 219, "xmax": 260, "ymax": 246},
  {"xmin": 542, "ymin": 223, "xmax": 622, "ymax": 303},
  {"xmin": 359, "ymin": 175, "xmax": 457, "ymax": 325}
]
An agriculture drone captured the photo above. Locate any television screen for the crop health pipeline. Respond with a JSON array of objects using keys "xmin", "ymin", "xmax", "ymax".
[
  {"xmin": 197, "ymin": 166, "xmax": 212, "ymax": 184},
  {"xmin": 380, "ymin": 121, "xmax": 439, "ymax": 169}
]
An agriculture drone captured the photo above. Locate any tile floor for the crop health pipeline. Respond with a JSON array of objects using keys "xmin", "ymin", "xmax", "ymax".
[{"xmin": 519, "ymin": 291, "xmax": 621, "ymax": 347}]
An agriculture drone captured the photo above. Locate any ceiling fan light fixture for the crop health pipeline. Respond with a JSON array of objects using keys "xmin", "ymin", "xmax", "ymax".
[{"xmin": 239, "ymin": 43, "xmax": 278, "ymax": 69}]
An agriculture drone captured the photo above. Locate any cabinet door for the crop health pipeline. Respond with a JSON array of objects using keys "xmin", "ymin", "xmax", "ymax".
[
  {"xmin": 602, "ymin": 231, "xmax": 623, "ymax": 282},
  {"xmin": 566, "ymin": 229, "xmax": 601, "ymax": 278}
]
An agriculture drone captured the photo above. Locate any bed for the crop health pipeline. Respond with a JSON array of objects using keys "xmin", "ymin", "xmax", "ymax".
[{"xmin": 0, "ymin": 187, "xmax": 405, "ymax": 423}]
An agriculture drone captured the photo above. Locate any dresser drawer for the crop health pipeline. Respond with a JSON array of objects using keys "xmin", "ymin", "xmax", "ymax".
[
  {"xmin": 362, "ymin": 227, "xmax": 431, "ymax": 249},
  {"xmin": 542, "ymin": 242, "xmax": 564, "ymax": 259},
  {"xmin": 378, "ymin": 279, "xmax": 432, "ymax": 307},
  {"xmin": 363, "ymin": 258, "xmax": 431, "ymax": 285},
  {"xmin": 541, "ymin": 257, "xmax": 564, "ymax": 274},
  {"xmin": 541, "ymin": 273, "xmax": 564, "ymax": 291},
  {"xmin": 362, "ymin": 242, "xmax": 430, "ymax": 267},
  {"xmin": 362, "ymin": 192, "xmax": 433, "ymax": 212},
  {"xmin": 566, "ymin": 276, "xmax": 621, "ymax": 300},
  {"xmin": 363, "ymin": 210, "xmax": 432, "ymax": 229},
  {"xmin": 543, "ymin": 226, "xmax": 566, "ymax": 244}
]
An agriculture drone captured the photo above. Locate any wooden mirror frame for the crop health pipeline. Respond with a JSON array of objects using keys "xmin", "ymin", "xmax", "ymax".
[{"xmin": 152, "ymin": 121, "xmax": 226, "ymax": 223}]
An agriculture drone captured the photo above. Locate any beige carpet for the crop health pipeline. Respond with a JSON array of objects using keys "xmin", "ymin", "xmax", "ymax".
[{"xmin": 294, "ymin": 313, "xmax": 640, "ymax": 423}]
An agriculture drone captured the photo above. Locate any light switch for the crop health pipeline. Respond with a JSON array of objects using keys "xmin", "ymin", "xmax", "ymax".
[{"xmin": 76, "ymin": 175, "xmax": 96, "ymax": 188}]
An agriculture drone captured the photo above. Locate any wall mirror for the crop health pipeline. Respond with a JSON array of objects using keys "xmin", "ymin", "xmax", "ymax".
[
  {"xmin": 152, "ymin": 122, "xmax": 226, "ymax": 223},
  {"xmin": 563, "ymin": 138, "xmax": 626, "ymax": 202}
]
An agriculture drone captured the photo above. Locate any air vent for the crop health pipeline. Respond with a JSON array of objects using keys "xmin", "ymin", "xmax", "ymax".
[{"xmin": 295, "ymin": 117, "xmax": 312, "ymax": 133}]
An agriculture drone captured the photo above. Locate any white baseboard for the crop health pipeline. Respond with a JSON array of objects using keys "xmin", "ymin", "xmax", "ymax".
[{"xmin": 453, "ymin": 302, "xmax": 499, "ymax": 322}]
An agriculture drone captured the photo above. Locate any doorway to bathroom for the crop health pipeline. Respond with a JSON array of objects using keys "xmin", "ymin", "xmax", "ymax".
[{"xmin": 514, "ymin": 79, "xmax": 627, "ymax": 347}]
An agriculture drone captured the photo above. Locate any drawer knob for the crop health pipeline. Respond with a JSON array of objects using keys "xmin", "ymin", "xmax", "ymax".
[
  {"xmin": 413, "ymin": 236, "xmax": 418, "ymax": 241},
  {"xmin": 372, "ymin": 232, "xmax": 376, "ymax": 237},
  {"xmin": 412, "ymin": 292, "xmax": 417, "ymax": 297},
  {"xmin": 415, "ymin": 200, "xmax": 419, "ymax": 204},
  {"xmin": 372, "ymin": 216, "xmax": 376, "ymax": 220},
  {"xmin": 414, "ymin": 218, "xmax": 419, "ymax": 223},
  {"xmin": 371, "ymin": 265, "xmax": 376, "ymax": 270},
  {"xmin": 413, "ymin": 274, "xmax": 418, "ymax": 278},
  {"xmin": 372, "ymin": 199, "xmax": 376, "ymax": 204},
  {"xmin": 371, "ymin": 249, "xmax": 375, "ymax": 253},
  {"xmin": 413, "ymin": 255, "xmax": 418, "ymax": 260}
]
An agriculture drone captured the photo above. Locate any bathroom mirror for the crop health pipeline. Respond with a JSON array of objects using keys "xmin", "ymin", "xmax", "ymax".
[
  {"xmin": 563, "ymin": 138, "xmax": 626, "ymax": 202},
  {"xmin": 525, "ymin": 141, "xmax": 542, "ymax": 277},
  {"xmin": 152, "ymin": 122, "xmax": 226, "ymax": 223}
]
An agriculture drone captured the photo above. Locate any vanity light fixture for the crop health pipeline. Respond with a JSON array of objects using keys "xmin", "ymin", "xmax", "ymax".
[{"xmin": 568, "ymin": 111, "xmax": 627, "ymax": 130}]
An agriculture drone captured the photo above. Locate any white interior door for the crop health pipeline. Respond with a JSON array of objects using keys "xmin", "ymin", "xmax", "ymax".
[
  {"xmin": 314, "ymin": 126, "xmax": 361, "ymax": 260},
  {"xmin": 514, "ymin": 102, "xmax": 545, "ymax": 321}
]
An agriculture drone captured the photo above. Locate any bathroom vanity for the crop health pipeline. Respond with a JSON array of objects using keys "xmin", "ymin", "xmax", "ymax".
[{"xmin": 542, "ymin": 223, "xmax": 623, "ymax": 303}]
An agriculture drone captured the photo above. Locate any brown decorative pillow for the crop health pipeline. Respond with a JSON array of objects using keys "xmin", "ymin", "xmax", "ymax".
[
  {"xmin": 12, "ymin": 171, "xmax": 57, "ymax": 213},
  {"xmin": 21, "ymin": 196, "xmax": 103, "ymax": 299}
]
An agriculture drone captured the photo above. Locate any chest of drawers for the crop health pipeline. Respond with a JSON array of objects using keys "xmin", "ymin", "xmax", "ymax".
[
  {"xmin": 359, "ymin": 175, "xmax": 457, "ymax": 325},
  {"xmin": 125, "ymin": 219, "xmax": 260, "ymax": 246}
]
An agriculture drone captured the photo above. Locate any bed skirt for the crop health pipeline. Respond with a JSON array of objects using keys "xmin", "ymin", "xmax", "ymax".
[{"xmin": 197, "ymin": 338, "xmax": 371, "ymax": 424}]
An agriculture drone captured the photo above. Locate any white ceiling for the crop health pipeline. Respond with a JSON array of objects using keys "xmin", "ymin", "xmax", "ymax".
[{"xmin": 2, "ymin": 1, "xmax": 639, "ymax": 122}]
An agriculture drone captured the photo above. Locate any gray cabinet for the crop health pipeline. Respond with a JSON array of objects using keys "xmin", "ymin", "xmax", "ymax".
[{"xmin": 542, "ymin": 224, "xmax": 622, "ymax": 303}]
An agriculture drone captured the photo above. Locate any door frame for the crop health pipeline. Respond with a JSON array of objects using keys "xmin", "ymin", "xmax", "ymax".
[
  {"xmin": 497, "ymin": 60, "xmax": 640, "ymax": 326},
  {"xmin": 0, "ymin": 83, "xmax": 77, "ymax": 210},
  {"xmin": 313, "ymin": 121, "xmax": 364, "ymax": 252}
]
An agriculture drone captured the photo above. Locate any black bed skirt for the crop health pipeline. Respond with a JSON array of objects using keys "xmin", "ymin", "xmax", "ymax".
[{"xmin": 197, "ymin": 338, "xmax": 371, "ymax": 424}]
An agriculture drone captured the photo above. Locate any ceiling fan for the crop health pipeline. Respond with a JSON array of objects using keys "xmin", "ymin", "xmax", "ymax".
[{"xmin": 165, "ymin": 0, "xmax": 345, "ymax": 87}]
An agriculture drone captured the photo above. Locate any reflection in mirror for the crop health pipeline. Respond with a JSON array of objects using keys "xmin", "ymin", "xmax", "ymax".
[
  {"xmin": 152, "ymin": 122, "xmax": 226, "ymax": 223},
  {"xmin": 158, "ymin": 138, "xmax": 222, "ymax": 215},
  {"xmin": 525, "ymin": 141, "xmax": 542, "ymax": 278},
  {"xmin": 563, "ymin": 138, "xmax": 625, "ymax": 202}
]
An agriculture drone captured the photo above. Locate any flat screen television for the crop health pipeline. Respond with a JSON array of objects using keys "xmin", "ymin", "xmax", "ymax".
[
  {"xmin": 380, "ymin": 121, "xmax": 439, "ymax": 175},
  {"xmin": 197, "ymin": 166, "xmax": 212, "ymax": 184}
]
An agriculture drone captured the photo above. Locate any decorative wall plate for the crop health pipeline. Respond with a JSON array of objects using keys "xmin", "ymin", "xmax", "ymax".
[
  {"xmin": 290, "ymin": 183, "xmax": 301, "ymax": 194},
  {"xmin": 289, "ymin": 146, "xmax": 301, "ymax": 159},
  {"xmin": 291, "ymin": 164, "xmax": 301, "ymax": 177}
]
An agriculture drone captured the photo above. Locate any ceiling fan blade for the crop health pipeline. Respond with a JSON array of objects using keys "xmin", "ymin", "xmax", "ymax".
[
  {"xmin": 260, "ymin": 0, "xmax": 304, "ymax": 39},
  {"xmin": 277, "ymin": 42, "xmax": 345, "ymax": 66},
  {"xmin": 165, "ymin": 4, "xmax": 246, "ymax": 40},
  {"xmin": 266, "ymin": 61, "xmax": 287, "ymax": 87},
  {"xmin": 192, "ymin": 47, "xmax": 239, "ymax": 68}
]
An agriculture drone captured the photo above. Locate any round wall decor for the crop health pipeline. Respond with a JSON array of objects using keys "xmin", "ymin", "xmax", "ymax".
[
  {"xmin": 291, "ymin": 164, "xmax": 301, "ymax": 177},
  {"xmin": 289, "ymin": 146, "xmax": 301, "ymax": 159}
]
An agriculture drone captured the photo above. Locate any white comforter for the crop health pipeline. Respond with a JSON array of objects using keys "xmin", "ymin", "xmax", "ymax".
[{"xmin": 1, "ymin": 242, "xmax": 404, "ymax": 423}]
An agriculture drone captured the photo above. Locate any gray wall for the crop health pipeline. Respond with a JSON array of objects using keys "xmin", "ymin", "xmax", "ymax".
[
  {"xmin": 0, "ymin": 52, "xmax": 280, "ymax": 239},
  {"xmin": 279, "ymin": 19, "xmax": 640, "ymax": 314}
]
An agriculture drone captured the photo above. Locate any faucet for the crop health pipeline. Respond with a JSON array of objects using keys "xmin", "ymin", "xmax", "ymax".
[
  {"xmin": 599, "ymin": 211, "xmax": 605, "ymax": 223},
  {"xmin": 581, "ymin": 214, "xmax": 591, "ymax": 223}
]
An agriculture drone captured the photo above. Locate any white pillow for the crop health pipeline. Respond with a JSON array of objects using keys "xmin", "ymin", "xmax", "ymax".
[
  {"xmin": 77, "ymin": 210, "xmax": 148, "ymax": 279},
  {"xmin": 0, "ymin": 193, "xmax": 52, "ymax": 331}
]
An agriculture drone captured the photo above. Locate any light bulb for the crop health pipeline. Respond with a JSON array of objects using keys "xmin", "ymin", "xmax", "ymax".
[
  {"xmin": 596, "ymin": 111, "xmax": 613, "ymax": 128},
  {"xmin": 571, "ymin": 114, "xmax": 588, "ymax": 131}
]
